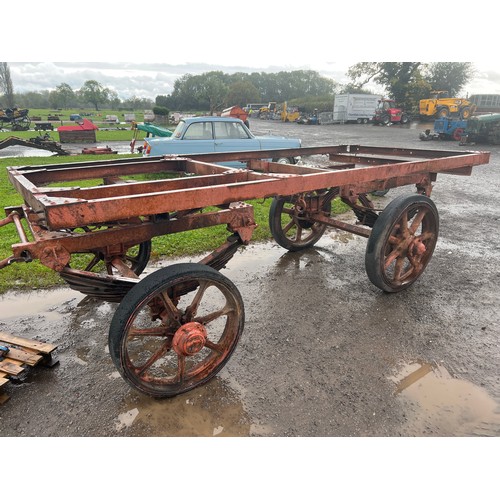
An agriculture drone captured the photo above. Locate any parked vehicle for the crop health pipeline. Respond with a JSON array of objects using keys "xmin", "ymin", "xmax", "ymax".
[
  {"xmin": 142, "ymin": 116, "xmax": 302, "ymax": 166},
  {"xmin": 419, "ymin": 118, "xmax": 467, "ymax": 141},
  {"xmin": 419, "ymin": 91, "xmax": 474, "ymax": 120},
  {"xmin": 372, "ymin": 99, "xmax": 410, "ymax": 125},
  {"xmin": 258, "ymin": 102, "xmax": 278, "ymax": 119},
  {"xmin": 221, "ymin": 106, "xmax": 250, "ymax": 127},
  {"xmin": 0, "ymin": 107, "xmax": 31, "ymax": 131},
  {"xmin": 333, "ymin": 94, "xmax": 381, "ymax": 123},
  {"xmin": 462, "ymin": 113, "xmax": 500, "ymax": 145}
]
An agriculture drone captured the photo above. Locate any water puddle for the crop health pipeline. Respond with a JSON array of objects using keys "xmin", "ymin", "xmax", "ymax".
[
  {"xmin": 0, "ymin": 287, "xmax": 81, "ymax": 321},
  {"xmin": 115, "ymin": 377, "xmax": 251, "ymax": 436},
  {"xmin": 391, "ymin": 361, "xmax": 500, "ymax": 436}
]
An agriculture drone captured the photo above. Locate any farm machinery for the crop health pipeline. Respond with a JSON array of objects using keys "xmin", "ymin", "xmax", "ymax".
[
  {"xmin": 0, "ymin": 108, "xmax": 31, "ymax": 131},
  {"xmin": 419, "ymin": 91, "xmax": 474, "ymax": 120},
  {"xmin": 372, "ymin": 99, "xmax": 410, "ymax": 125},
  {"xmin": 0, "ymin": 144, "xmax": 490, "ymax": 398}
]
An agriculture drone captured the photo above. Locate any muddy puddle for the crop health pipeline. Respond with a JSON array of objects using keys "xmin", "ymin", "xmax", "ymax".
[
  {"xmin": 114, "ymin": 378, "xmax": 252, "ymax": 436},
  {"xmin": 391, "ymin": 361, "xmax": 500, "ymax": 436}
]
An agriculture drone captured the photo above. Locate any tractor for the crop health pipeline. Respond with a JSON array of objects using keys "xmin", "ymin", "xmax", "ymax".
[{"xmin": 372, "ymin": 99, "xmax": 409, "ymax": 125}]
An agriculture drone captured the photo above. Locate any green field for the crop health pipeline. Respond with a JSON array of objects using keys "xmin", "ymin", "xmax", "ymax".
[
  {"xmin": 0, "ymin": 151, "xmax": 352, "ymax": 294},
  {"xmin": 0, "ymin": 107, "xmax": 175, "ymax": 143}
]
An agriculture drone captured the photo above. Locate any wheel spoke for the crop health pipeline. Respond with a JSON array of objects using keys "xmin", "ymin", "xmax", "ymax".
[
  {"xmin": 195, "ymin": 303, "xmax": 233, "ymax": 325},
  {"xmin": 384, "ymin": 247, "xmax": 402, "ymax": 269},
  {"xmin": 392, "ymin": 256, "xmax": 407, "ymax": 281},
  {"xmin": 295, "ymin": 224, "xmax": 303, "ymax": 242},
  {"xmin": 205, "ymin": 339, "xmax": 224, "ymax": 353},
  {"xmin": 134, "ymin": 340, "xmax": 172, "ymax": 377},
  {"xmin": 174, "ymin": 355, "xmax": 186, "ymax": 384},
  {"xmin": 409, "ymin": 209, "xmax": 426, "ymax": 234},
  {"xmin": 159, "ymin": 290, "xmax": 181, "ymax": 322},
  {"xmin": 283, "ymin": 219, "xmax": 296, "ymax": 234},
  {"xmin": 184, "ymin": 281, "xmax": 209, "ymax": 321}
]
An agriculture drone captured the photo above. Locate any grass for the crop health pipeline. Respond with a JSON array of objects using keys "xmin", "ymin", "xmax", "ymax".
[
  {"xmin": 0, "ymin": 107, "xmax": 175, "ymax": 143},
  {"xmin": 0, "ymin": 147, "xmax": 350, "ymax": 295}
]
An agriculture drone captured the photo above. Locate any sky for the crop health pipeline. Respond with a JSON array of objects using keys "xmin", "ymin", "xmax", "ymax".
[
  {"xmin": 6, "ymin": 0, "xmax": 500, "ymax": 102},
  {"xmin": 7, "ymin": 61, "xmax": 500, "ymax": 102}
]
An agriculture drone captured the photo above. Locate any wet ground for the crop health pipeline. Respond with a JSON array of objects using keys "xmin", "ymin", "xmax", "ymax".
[{"xmin": 0, "ymin": 119, "xmax": 499, "ymax": 440}]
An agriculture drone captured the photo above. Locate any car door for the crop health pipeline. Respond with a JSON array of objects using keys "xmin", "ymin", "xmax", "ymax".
[
  {"xmin": 213, "ymin": 121, "xmax": 257, "ymax": 153},
  {"xmin": 176, "ymin": 121, "xmax": 215, "ymax": 154}
]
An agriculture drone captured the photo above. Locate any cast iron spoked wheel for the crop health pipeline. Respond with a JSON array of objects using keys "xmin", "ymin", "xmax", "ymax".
[
  {"xmin": 365, "ymin": 194, "xmax": 439, "ymax": 293},
  {"xmin": 68, "ymin": 228, "xmax": 151, "ymax": 276},
  {"xmin": 108, "ymin": 263, "xmax": 245, "ymax": 397},
  {"xmin": 269, "ymin": 190, "xmax": 334, "ymax": 251}
]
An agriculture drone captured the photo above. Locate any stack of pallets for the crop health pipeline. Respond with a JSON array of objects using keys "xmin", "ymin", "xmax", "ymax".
[{"xmin": 0, "ymin": 331, "xmax": 57, "ymax": 404}]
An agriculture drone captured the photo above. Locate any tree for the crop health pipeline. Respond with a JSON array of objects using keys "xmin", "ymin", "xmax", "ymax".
[
  {"xmin": 0, "ymin": 62, "xmax": 15, "ymax": 108},
  {"xmin": 423, "ymin": 62, "xmax": 475, "ymax": 96},
  {"xmin": 225, "ymin": 80, "xmax": 260, "ymax": 107},
  {"xmin": 195, "ymin": 72, "xmax": 228, "ymax": 115},
  {"xmin": 79, "ymin": 80, "xmax": 110, "ymax": 111},
  {"xmin": 51, "ymin": 83, "xmax": 76, "ymax": 109},
  {"xmin": 346, "ymin": 62, "xmax": 475, "ymax": 112},
  {"xmin": 347, "ymin": 62, "xmax": 422, "ymax": 105}
]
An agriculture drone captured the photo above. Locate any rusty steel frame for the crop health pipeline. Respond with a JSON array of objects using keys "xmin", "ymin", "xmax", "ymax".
[{"xmin": 1, "ymin": 144, "xmax": 490, "ymax": 274}]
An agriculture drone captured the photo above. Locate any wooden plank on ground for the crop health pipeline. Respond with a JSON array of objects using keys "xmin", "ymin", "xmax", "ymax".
[
  {"xmin": 0, "ymin": 331, "xmax": 56, "ymax": 354},
  {"xmin": 3, "ymin": 347, "xmax": 43, "ymax": 366},
  {"xmin": 0, "ymin": 359, "xmax": 25, "ymax": 376}
]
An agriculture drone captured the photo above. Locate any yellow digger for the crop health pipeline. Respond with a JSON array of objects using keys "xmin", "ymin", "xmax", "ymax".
[
  {"xmin": 419, "ymin": 91, "xmax": 475, "ymax": 120},
  {"xmin": 280, "ymin": 101, "xmax": 300, "ymax": 122}
]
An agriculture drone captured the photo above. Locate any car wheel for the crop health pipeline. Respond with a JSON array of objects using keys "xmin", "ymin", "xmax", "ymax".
[{"xmin": 273, "ymin": 157, "xmax": 295, "ymax": 164}]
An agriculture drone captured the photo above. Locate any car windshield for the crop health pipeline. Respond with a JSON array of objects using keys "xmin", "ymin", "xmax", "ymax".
[{"xmin": 172, "ymin": 121, "xmax": 186, "ymax": 138}]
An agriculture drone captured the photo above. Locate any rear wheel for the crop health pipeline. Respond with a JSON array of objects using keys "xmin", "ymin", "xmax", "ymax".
[
  {"xmin": 365, "ymin": 194, "xmax": 439, "ymax": 292},
  {"xmin": 460, "ymin": 107, "xmax": 471, "ymax": 119},
  {"xmin": 269, "ymin": 191, "xmax": 334, "ymax": 251}
]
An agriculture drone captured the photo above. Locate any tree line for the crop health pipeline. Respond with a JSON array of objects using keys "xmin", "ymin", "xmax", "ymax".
[{"xmin": 1, "ymin": 62, "xmax": 475, "ymax": 115}]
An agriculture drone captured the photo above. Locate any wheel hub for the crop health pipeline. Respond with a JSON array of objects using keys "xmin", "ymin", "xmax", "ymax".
[
  {"xmin": 409, "ymin": 238, "xmax": 426, "ymax": 256},
  {"xmin": 172, "ymin": 322, "xmax": 207, "ymax": 356}
]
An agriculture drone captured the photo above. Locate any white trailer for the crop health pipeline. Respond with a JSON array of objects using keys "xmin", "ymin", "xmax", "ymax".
[{"xmin": 333, "ymin": 94, "xmax": 381, "ymax": 123}]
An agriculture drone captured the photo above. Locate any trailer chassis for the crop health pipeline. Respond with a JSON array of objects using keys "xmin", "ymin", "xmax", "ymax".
[{"xmin": 0, "ymin": 144, "xmax": 490, "ymax": 397}]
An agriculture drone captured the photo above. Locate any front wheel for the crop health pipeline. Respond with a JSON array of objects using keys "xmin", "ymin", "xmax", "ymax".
[
  {"xmin": 365, "ymin": 194, "xmax": 439, "ymax": 292},
  {"xmin": 437, "ymin": 107, "xmax": 449, "ymax": 118},
  {"xmin": 109, "ymin": 263, "xmax": 244, "ymax": 397}
]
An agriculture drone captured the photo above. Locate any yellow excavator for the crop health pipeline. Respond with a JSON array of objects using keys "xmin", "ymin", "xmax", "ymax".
[
  {"xmin": 280, "ymin": 101, "xmax": 300, "ymax": 122},
  {"xmin": 419, "ymin": 91, "xmax": 475, "ymax": 120}
]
